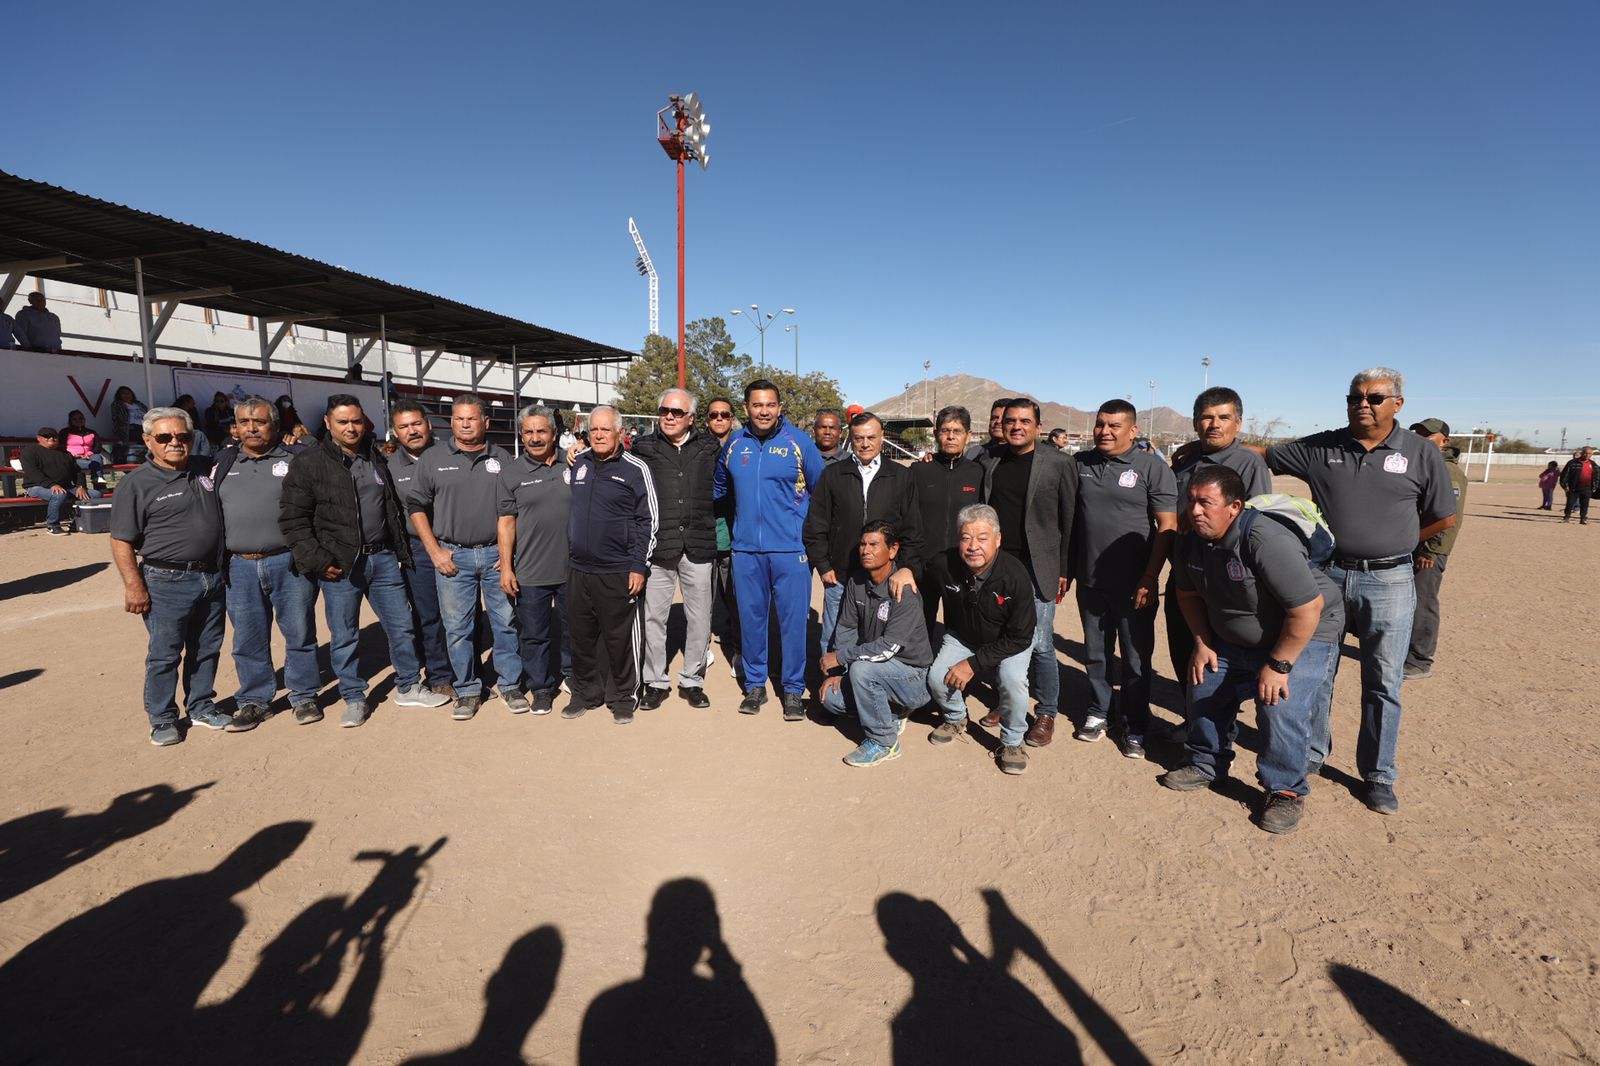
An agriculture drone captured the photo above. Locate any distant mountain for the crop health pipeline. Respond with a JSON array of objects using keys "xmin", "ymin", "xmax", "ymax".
[{"xmin": 867, "ymin": 374, "xmax": 1193, "ymax": 439}]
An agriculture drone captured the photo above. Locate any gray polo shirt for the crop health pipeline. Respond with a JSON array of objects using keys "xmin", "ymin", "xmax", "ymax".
[
  {"xmin": 347, "ymin": 453, "xmax": 390, "ymax": 546},
  {"xmin": 497, "ymin": 453, "xmax": 573, "ymax": 587},
  {"xmin": 218, "ymin": 445, "xmax": 294, "ymax": 553},
  {"xmin": 1073, "ymin": 445, "xmax": 1179, "ymax": 590},
  {"xmin": 388, "ymin": 442, "xmax": 433, "ymax": 537},
  {"xmin": 111, "ymin": 457, "xmax": 222, "ymax": 563},
  {"xmin": 409, "ymin": 439, "xmax": 511, "ymax": 546},
  {"xmin": 1173, "ymin": 441, "xmax": 1273, "ymax": 503},
  {"xmin": 1266, "ymin": 425, "xmax": 1456, "ymax": 561},
  {"xmin": 1174, "ymin": 514, "xmax": 1344, "ymax": 648}
]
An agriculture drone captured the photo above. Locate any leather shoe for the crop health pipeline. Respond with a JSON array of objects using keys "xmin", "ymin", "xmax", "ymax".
[
  {"xmin": 679, "ymin": 686, "xmax": 710, "ymax": 709},
  {"xmin": 1024, "ymin": 714, "xmax": 1055, "ymax": 748},
  {"xmin": 639, "ymin": 687, "xmax": 668, "ymax": 711},
  {"xmin": 978, "ymin": 709, "xmax": 1002, "ymax": 728}
]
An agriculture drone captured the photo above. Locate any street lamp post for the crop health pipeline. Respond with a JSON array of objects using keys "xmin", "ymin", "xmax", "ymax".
[
  {"xmin": 1147, "ymin": 380, "xmax": 1157, "ymax": 438},
  {"xmin": 1201, "ymin": 356, "xmax": 1211, "ymax": 390},
  {"xmin": 656, "ymin": 93, "xmax": 712, "ymax": 390},
  {"xmin": 730, "ymin": 305, "xmax": 795, "ymax": 373},
  {"xmin": 785, "ymin": 322, "xmax": 800, "ymax": 375},
  {"xmin": 922, "ymin": 360, "xmax": 931, "ymax": 414}
]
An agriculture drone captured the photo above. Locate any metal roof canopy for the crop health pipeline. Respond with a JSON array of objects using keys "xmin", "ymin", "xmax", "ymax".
[{"xmin": 0, "ymin": 169, "xmax": 637, "ymax": 379}]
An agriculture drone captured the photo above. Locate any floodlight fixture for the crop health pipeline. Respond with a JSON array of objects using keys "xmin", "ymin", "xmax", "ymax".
[{"xmin": 656, "ymin": 92, "xmax": 713, "ymax": 387}]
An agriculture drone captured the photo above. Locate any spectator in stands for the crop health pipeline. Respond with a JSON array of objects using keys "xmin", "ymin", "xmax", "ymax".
[
  {"xmin": 909, "ymin": 405, "xmax": 985, "ymax": 636},
  {"xmin": 926, "ymin": 503, "xmax": 1038, "ymax": 774},
  {"xmin": 275, "ymin": 395, "xmax": 313, "ymax": 445},
  {"xmin": 633, "ymin": 388, "xmax": 719, "ymax": 711},
  {"xmin": 174, "ymin": 396, "xmax": 214, "ymax": 457},
  {"xmin": 111, "ymin": 386, "xmax": 147, "ymax": 464},
  {"xmin": 388, "ymin": 400, "xmax": 454, "ymax": 697},
  {"xmin": 814, "ymin": 409, "xmax": 846, "ymax": 465},
  {"xmin": 705, "ymin": 397, "xmax": 742, "ymax": 676},
  {"xmin": 21, "ymin": 426, "xmax": 100, "ymax": 535},
  {"xmin": 279, "ymin": 394, "xmax": 450, "ymax": 727},
  {"xmin": 13, "ymin": 291, "xmax": 63, "ymax": 353},
  {"xmin": 818, "ymin": 520, "xmax": 933, "ymax": 768},
  {"xmin": 497, "ymin": 405, "xmax": 574, "ymax": 715},
  {"xmin": 0, "ymin": 302, "xmax": 14, "ymax": 348},
  {"xmin": 563, "ymin": 405, "xmax": 659, "ymax": 724},
  {"xmin": 108, "ymin": 405, "xmax": 231, "ymax": 745},
  {"xmin": 61, "ymin": 409, "xmax": 106, "ymax": 489},
  {"xmin": 215, "ymin": 396, "xmax": 320, "ymax": 733},
  {"xmin": 409, "ymin": 395, "xmax": 525, "ymax": 719},
  {"xmin": 804, "ymin": 410, "xmax": 924, "ymax": 653},
  {"xmin": 1560, "ymin": 447, "xmax": 1597, "ymax": 525},
  {"xmin": 713, "ymin": 379, "xmax": 825, "ymax": 720},
  {"xmin": 204, "ymin": 392, "xmax": 235, "ymax": 449},
  {"xmin": 1538, "ymin": 461, "xmax": 1559, "ymax": 510}
]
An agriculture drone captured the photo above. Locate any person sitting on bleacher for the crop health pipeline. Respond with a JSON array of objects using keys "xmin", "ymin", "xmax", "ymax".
[
  {"xmin": 21, "ymin": 426, "xmax": 101, "ymax": 535},
  {"xmin": 61, "ymin": 409, "xmax": 107, "ymax": 490},
  {"xmin": 0, "ymin": 302, "xmax": 14, "ymax": 349},
  {"xmin": 13, "ymin": 291, "xmax": 63, "ymax": 353}
]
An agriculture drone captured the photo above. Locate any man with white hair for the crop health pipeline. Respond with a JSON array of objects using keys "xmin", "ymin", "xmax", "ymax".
[
  {"xmin": 630, "ymin": 387, "xmax": 720, "ymax": 710},
  {"xmin": 109, "ymin": 405, "xmax": 232, "ymax": 745},
  {"xmin": 1259, "ymin": 367, "xmax": 1457, "ymax": 814},
  {"xmin": 563, "ymin": 405, "xmax": 659, "ymax": 724}
]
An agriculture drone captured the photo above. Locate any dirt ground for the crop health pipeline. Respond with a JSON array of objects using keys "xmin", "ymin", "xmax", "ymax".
[{"xmin": 0, "ymin": 477, "xmax": 1594, "ymax": 1065}]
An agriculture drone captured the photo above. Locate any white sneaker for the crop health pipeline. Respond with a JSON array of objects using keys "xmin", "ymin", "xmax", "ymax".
[{"xmin": 395, "ymin": 685, "xmax": 450, "ymax": 708}]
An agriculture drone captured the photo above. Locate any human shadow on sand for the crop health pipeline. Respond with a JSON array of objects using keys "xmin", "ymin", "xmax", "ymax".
[
  {"xmin": 403, "ymin": 926, "xmax": 564, "ymax": 1065},
  {"xmin": 0, "ymin": 561, "xmax": 108, "ymax": 599},
  {"xmin": 0, "ymin": 781, "xmax": 214, "ymax": 903},
  {"xmin": 579, "ymin": 878, "xmax": 776, "ymax": 1065},
  {"xmin": 878, "ymin": 888, "xmax": 1153, "ymax": 1066},
  {"xmin": 1329, "ymin": 963, "xmax": 1533, "ymax": 1065}
]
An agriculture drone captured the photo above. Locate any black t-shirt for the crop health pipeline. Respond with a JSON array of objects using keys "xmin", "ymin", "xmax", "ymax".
[{"xmin": 987, "ymin": 449, "xmax": 1033, "ymax": 560}]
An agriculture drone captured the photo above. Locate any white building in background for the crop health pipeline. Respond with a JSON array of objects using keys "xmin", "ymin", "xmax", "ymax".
[{"xmin": 3, "ymin": 275, "xmax": 631, "ymax": 409}]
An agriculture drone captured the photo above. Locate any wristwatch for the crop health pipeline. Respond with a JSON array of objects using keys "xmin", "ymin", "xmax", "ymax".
[{"xmin": 1268, "ymin": 658, "xmax": 1293, "ymax": 675}]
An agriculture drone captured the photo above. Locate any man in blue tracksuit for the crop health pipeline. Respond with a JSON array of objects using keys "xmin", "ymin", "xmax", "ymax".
[{"xmin": 713, "ymin": 378, "xmax": 825, "ymax": 719}]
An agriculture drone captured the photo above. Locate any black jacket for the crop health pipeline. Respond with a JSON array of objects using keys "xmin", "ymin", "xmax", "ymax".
[
  {"xmin": 1560, "ymin": 457, "xmax": 1597, "ymax": 494},
  {"xmin": 937, "ymin": 548, "xmax": 1037, "ymax": 672},
  {"xmin": 978, "ymin": 445, "xmax": 1078, "ymax": 594},
  {"xmin": 19, "ymin": 444, "xmax": 84, "ymax": 491},
  {"xmin": 628, "ymin": 428, "xmax": 719, "ymax": 564},
  {"xmin": 279, "ymin": 436, "xmax": 413, "ymax": 577},
  {"xmin": 803, "ymin": 456, "xmax": 925, "ymax": 580},
  {"xmin": 910, "ymin": 452, "xmax": 985, "ymax": 563}
]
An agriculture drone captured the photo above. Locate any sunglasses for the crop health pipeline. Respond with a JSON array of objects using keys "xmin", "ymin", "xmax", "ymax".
[
  {"xmin": 707, "ymin": 411, "xmax": 733, "ymax": 420},
  {"xmin": 1346, "ymin": 392, "xmax": 1395, "ymax": 407},
  {"xmin": 152, "ymin": 432, "xmax": 194, "ymax": 445},
  {"xmin": 657, "ymin": 406, "xmax": 690, "ymax": 418}
]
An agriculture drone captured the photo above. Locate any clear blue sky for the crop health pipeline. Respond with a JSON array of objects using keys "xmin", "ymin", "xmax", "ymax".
[{"xmin": 15, "ymin": 1, "xmax": 1598, "ymax": 446}]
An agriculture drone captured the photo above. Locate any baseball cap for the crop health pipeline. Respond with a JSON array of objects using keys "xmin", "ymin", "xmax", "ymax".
[
  {"xmin": 37, "ymin": 426, "xmax": 58, "ymax": 437},
  {"xmin": 1409, "ymin": 418, "xmax": 1451, "ymax": 437}
]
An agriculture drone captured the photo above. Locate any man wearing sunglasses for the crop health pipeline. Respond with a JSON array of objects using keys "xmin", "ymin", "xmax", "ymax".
[
  {"xmin": 705, "ymin": 398, "xmax": 742, "ymax": 674},
  {"xmin": 1259, "ymin": 368, "xmax": 1456, "ymax": 815},
  {"xmin": 631, "ymin": 388, "xmax": 720, "ymax": 710},
  {"xmin": 110, "ymin": 407, "xmax": 232, "ymax": 745}
]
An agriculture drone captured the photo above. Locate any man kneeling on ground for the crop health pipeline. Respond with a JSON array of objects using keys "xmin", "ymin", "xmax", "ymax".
[
  {"xmin": 925, "ymin": 504, "xmax": 1037, "ymax": 775},
  {"xmin": 818, "ymin": 521, "xmax": 933, "ymax": 767},
  {"xmin": 1161, "ymin": 466, "xmax": 1343, "ymax": 835}
]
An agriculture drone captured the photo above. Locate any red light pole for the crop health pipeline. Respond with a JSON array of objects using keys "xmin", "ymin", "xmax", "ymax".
[{"xmin": 657, "ymin": 93, "xmax": 710, "ymax": 390}]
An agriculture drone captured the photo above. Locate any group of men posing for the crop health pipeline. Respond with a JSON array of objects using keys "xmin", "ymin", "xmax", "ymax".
[{"xmin": 109, "ymin": 365, "xmax": 1461, "ymax": 835}]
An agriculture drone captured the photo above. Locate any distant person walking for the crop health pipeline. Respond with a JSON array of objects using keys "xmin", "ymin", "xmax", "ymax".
[
  {"xmin": 1560, "ymin": 448, "xmax": 1597, "ymax": 525},
  {"xmin": 1538, "ymin": 461, "xmax": 1559, "ymax": 510}
]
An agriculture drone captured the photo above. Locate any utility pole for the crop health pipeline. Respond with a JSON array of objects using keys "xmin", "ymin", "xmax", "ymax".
[{"xmin": 922, "ymin": 360, "xmax": 931, "ymax": 415}]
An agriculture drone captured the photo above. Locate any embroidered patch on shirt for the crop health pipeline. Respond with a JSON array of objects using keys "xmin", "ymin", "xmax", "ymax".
[
  {"xmin": 1118, "ymin": 470, "xmax": 1139, "ymax": 488},
  {"xmin": 271, "ymin": 461, "xmax": 288, "ymax": 477},
  {"xmin": 198, "ymin": 475, "xmax": 214, "ymax": 492},
  {"xmin": 1383, "ymin": 454, "xmax": 1409, "ymax": 474},
  {"xmin": 877, "ymin": 601, "xmax": 891, "ymax": 621},
  {"xmin": 1226, "ymin": 559, "xmax": 1246, "ymax": 581},
  {"xmin": 485, "ymin": 458, "xmax": 502, "ymax": 474},
  {"xmin": 575, "ymin": 466, "xmax": 588, "ymax": 481}
]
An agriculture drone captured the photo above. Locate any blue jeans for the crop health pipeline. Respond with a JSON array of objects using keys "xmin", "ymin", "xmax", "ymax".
[
  {"xmin": 435, "ymin": 544, "xmax": 521, "ymax": 697},
  {"xmin": 1076, "ymin": 584, "xmax": 1156, "ymax": 735},
  {"xmin": 926, "ymin": 632, "xmax": 1031, "ymax": 747},
  {"xmin": 1029, "ymin": 595, "xmax": 1061, "ymax": 716},
  {"xmin": 1186, "ymin": 638, "xmax": 1337, "ymax": 796},
  {"xmin": 320, "ymin": 550, "xmax": 423, "ymax": 703},
  {"xmin": 226, "ymin": 552, "xmax": 320, "ymax": 707},
  {"xmin": 513, "ymin": 581, "xmax": 571, "ymax": 694},
  {"xmin": 25, "ymin": 485, "xmax": 100, "ymax": 527},
  {"xmin": 731, "ymin": 551, "xmax": 812, "ymax": 694},
  {"xmin": 1313, "ymin": 563, "xmax": 1415, "ymax": 786},
  {"xmin": 821, "ymin": 657, "xmax": 929, "ymax": 747},
  {"xmin": 404, "ymin": 534, "xmax": 452, "ymax": 686},
  {"xmin": 140, "ymin": 566, "xmax": 226, "ymax": 727},
  {"xmin": 818, "ymin": 580, "xmax": 846, "ymax": 653}
]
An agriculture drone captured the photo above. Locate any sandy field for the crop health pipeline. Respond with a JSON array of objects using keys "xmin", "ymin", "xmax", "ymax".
[{"xmin": 0, "ymin": 477, "xmax": 1594, "ymax": 1065}]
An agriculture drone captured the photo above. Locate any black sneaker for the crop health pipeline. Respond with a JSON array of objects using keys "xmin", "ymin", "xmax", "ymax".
[
  {"xmin": 680, "ymin": 686, "xmax": 710, "ymax": 708},
  {"xmin": 1158, "ymin": 765, "xmax": 1214, "ymax": 792},
  {"xmin": 150, "ymin": 722, "xmax": 183, "ymax": 747},
  {"xmin": 738, "ymin": 687, "xmax": 768, "ymax": 715},
  {"xmin": 560, "ymin": 697, "xmax": 592, "ymax": 720},
  {"xmin": 781, "ymin": 693, "xmax": 806, "ymax": 721},
  {"xmin": 639, "ymin": 687, "xmax": 668, "ymax": 711},
  {"xmin": 1364, "ymin": 782, "xmax": 1399, "ymax": 815},
  {"xmin": 226, "ymin": 703, "xmax": 271, "ymax": 733},
  {"xmin": 530, "ymin": 690, "xmax": 555, "ymax": 715},
  {"xmin": 1259, "ymin": 792, "xmax": 1306, "ymax": 835},
  {"xmin": 452, "ymin": 695, "xmax": 481, "ymax": 721},
  {"xmin": 611, "ymin": 703, "xmax": 636, "ymax": 725},
  {"xmin": 1117, "ymin": 733, "xmax": 1147, "ymax": 760},
  {"xmin": 292, "ymin": 701, "xmax": 323, "ymax": 725},
  {"xmin": 1074, "ymin": 717, "xmax": 1107, "ymax": 743}
]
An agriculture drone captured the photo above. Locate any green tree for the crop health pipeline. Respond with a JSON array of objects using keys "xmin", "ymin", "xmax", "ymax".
[
  {"xmin": 613, "ymin": 318, "xmax": 753, "ymax": 414},
  {"xmin": 756, "ymin": 369, "xmax": 846, "ymax": 431}
]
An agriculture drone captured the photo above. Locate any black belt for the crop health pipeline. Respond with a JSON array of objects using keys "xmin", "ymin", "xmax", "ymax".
[
  {"xmin": 1332, "ymin": 555, "xmax": 1410, "ymax": 572},
  {"xmin": 232, "ymin": 547, "xmax": 289, "ymax": 560},
  {"xmin": 358, "ymin": 542, "xmax": 392, "ymax": 556},
  {"xmin": 442, "ymin": 540, "xmax": 494, "ymax": 549},
  {"xmin": 142, "ymin": 558, "xmax": 218, "ymax": 573}
]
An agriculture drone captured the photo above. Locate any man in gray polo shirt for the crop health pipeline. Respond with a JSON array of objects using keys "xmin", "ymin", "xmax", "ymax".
[
  {"xmin": 497, "ymin": 405, "xmax": 574, "ymax": 715},
  {"xmin": 1261, "ymin": 368, "xmax": 1455, "ymax": 814},
  {"xmin": 215, "ymin": 396, "xmax": 318, "ymax": 733},
  {"xmin": 388, "ymin": 400, "xmax": 454, "ymax": 697},
  {"xmin": 1071, "ymin": 398, "xmax": 1178, "ymax": 758},
  {"xmin": 1162, "ymin": 466, "xmax": 1343, "ymax": 835},
  {"xmin": 110, "ymin": 405, "xmax": 231, "ymax": 745},
  {"xmin": 409, "ymin": 394, "xmax": 524, "ymax": 721},
  {"xmin": 1165, "ymin": 386, "xmax": 1273, "ymax": 714}
]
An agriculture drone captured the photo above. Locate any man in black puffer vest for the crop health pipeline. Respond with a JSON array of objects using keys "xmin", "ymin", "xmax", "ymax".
[
  {"xmin": 279, "ymin": 394, "xmax": 449, "ymax": 727},
  {"xmin": 631, "ymin": 387, "xmax": 721, "ymax": 710}
]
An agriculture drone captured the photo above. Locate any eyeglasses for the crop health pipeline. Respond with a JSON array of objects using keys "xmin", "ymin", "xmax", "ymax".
[
  {"xmin": 151, "ymin": 432, "xmax": 194, "ymax": 445},
  {"xmin": 707, "ymin": 411, "xmax": 733, "ymax": 420},
  {"xmin": 657, "ymin": 406, "xmax": 690, "ymax": 418},
  {"xmin": 1346, "ymin": 392, "xmax": 1395, "ymax": 407}
]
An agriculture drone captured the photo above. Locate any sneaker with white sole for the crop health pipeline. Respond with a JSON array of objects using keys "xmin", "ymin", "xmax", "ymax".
[
  {"xmin": 1074, "ymin": 716, "xmax": 1108, "ymax": 742},
  {"xmin": 503, "ymin": 690, "xmax": 532, "ymax": 714},
  {"xmin": 150, "ymin": 722, "xmax": 183, "ymax": 746},
  {"xmin": 843, "ymin": 740, "xmax": 902, "ymax": 767},
  {"xmin": 340, "ymin": 700, "xmax": 369, "ymax": 728},
  {"xmin": 395, "ymin": 685, "xmax": 450, "ymax": 709},
  {"xmin": 452, "ymin": 695, "xmax": 481, "ymax": 721},
  {"xmin": 188, "ymin": 707, "xmax": 233, "ymax": 730}
]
